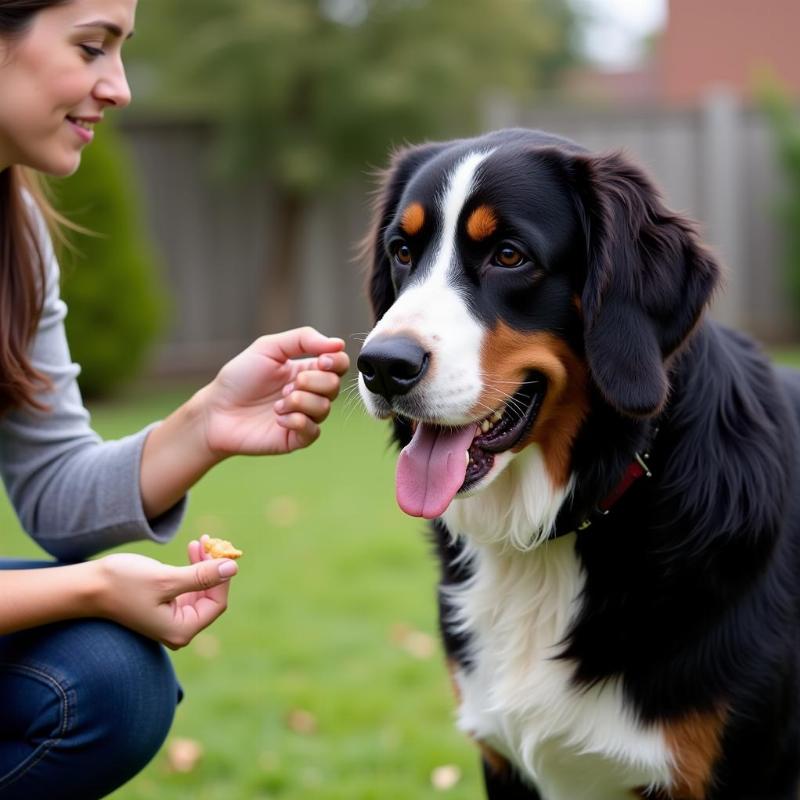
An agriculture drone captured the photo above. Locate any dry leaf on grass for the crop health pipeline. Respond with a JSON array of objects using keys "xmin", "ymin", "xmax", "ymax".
[
  {"xmin": 390, "ymin": 622, "xmax": 436, "ymax": 659},
  {"xmin": 265, "ymin": 496, "xmax": 300, "ymax": 527},
  {"xmin": 431, "ymin": 764, "xmax": 462, "ymax": 791},
  {"xmin": 285, "ymin": 708, "xmax": 318, "ymax": 735},
  {"xmin": 258, "ymin": 750, "xmax": 281, "ymax": 772},
  {"xmin": 165, "ymin": 738, "xmax": 204, "ymax": 773},
  {"xmin": 191, "ymin": 632, "xmax": 220, "ymax": 660}
]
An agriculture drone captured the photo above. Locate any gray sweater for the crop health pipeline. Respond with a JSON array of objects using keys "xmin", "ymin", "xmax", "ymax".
[{"xmin": 0, "ymin": 213, "xmax": 185, "ymax": 562}]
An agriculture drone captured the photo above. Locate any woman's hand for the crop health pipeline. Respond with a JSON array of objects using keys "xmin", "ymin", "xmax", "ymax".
[
  {"xmin": 91, "ymin": 535, "xmax": 238, "ymax": 649},
  {"xmin": 139, "ymin": 326, "xmax": 350, "ymax": 519},
  {"xmin": 199, "ymin": 326, "xmax": 350, "ymax": 457}
]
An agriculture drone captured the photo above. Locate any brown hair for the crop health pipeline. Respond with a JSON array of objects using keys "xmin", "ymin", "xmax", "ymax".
[{"xmin": 0, "ymin": 0, "xmax": 71, "ymax": 413}]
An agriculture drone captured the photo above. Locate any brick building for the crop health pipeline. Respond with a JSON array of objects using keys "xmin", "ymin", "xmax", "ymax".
[{"xmin": 661, "ymin": 0, "xmax": 800, "ymax": 104}]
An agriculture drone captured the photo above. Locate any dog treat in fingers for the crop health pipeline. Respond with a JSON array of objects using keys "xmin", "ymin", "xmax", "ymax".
[{"xmin": 203, "ymin": 537, "xmax": 243, "ymax": 559}]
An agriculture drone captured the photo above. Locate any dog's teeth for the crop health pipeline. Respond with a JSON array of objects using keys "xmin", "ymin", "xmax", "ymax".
[
  {"xmin": 492, "ymin": 411, "xmax": 503, "ymax": 423},
  {"xmin": 465, "ymin": 451, "xmax": 470, "ymax": 467},
  {"xmin": 481, "ymin": 420, "xmax": 490, "ymax": 433}
]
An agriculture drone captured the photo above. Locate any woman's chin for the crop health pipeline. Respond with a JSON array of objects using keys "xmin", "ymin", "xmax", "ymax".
[
  {"xmin": 26, "ymin": 147, "xmax": 83, "ymax": 177},
  {"xmin": 47, "ymin": 154, "xmax": 82, "ymax": 177}
]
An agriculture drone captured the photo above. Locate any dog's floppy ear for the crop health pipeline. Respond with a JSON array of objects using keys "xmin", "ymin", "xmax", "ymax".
[
  {"xmin": 572, "ymin": 151, "xmax": 721, "ymax": 417},
  {"xmin": 362, "ymin": 143, "xmax": 446, "ymax": 322}
]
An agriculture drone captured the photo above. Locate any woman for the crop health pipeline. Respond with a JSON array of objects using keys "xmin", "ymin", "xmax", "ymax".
[{"xmin": 0, "ymin": 1, "xmax": 350, "ymax": 797}]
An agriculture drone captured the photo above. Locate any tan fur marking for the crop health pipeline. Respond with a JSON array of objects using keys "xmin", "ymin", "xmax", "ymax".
[
  {"xmin": 446, "ymin": 658, "xmax": 462, "ymax": 704},
  {"xmin": 663, "ymin": 708, "xmax": 727, "ymax": 799},
  {"xmin": 400, "ymin": 202, "xmax": 425, "ymax": 236},
  {"xmin": 477, "ymin": 740, "xmax": 510, "ymax": 776},
  {"xmin": 475, "ymin": 326, "xmax": 589, "ymax": 486},
  {"xmin": 466, "ymin": 205, "xmax": 498, "ymax": 241}
]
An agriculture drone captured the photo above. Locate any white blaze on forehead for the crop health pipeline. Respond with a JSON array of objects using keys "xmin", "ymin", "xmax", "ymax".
[
  {"xmin": 430, "ymin": 148, "xmax": 495, "ymax": 286},
  {"xmin": 363, "ymin": 149, "xmax": 495, "ymax": 423}
]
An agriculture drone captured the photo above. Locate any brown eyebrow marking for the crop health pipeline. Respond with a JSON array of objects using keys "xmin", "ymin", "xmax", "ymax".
[
  {"xmin": 466, "ymin": 204, "xmax": 498, "ymax": 241},
  {"xmin": 400, "ymin": 202, "xmax": 425, "ymax": 236}
]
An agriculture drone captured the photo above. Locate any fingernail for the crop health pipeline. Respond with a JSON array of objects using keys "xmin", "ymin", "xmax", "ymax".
[
  {"xmin": 282, "ymin": 382, "xmax": 294, "ymax": 395},
  {"xmin": 275, "ymin": 400, "xmax": 285, "ymax": 413},
  {"xmin": 320, "ymin": 356, "xmax": 333, "ymax": 369},
  {"xmin": 219, "ymin": 561, "xmax": 238, "ymax": 578}
]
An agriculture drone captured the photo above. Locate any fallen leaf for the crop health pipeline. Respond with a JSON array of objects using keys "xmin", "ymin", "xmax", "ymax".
[
  {"xmin": 431, "ymin": 764, "xmax": 462, "ymax": 791},
  {"xmin": 165, "ymin": 738, "xmax": 204, "ymax": 773},
  {"xmin": 258, "ymin": 750, "xmax": 281, "ymax": 772},
  {"xmin": 285, "ymin": 708, "xmax": 318, "ymax": 735},
  {"xmin": 390, "ymin": 623, "xmax": 436, "ymax": 659},
  {"xmin": 266, "ymin": 496, "xmax": 300, "ymax": 527},
  {"xmin": 191, "ymin": 632, "xmax": 220, "ymax": 660}
]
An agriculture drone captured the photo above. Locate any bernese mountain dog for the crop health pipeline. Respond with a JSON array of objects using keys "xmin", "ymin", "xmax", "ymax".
[{"xmin": 355, "ymin": 128, "xmax": 800, "ymax": 799}]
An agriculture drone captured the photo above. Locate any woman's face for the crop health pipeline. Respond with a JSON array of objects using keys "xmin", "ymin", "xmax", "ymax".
[{"xmin": 0, "ymin": 0, "xmax": 137, "ymax": 176}]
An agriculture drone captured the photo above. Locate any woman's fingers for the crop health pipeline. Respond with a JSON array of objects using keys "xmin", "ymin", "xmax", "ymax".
[
  {"xmin": 187, "ymin": 538, "xmax": 201, "ymax": 564},
  {"xmin": 165, "ymin": 559, "xmax": 237, "ymax": 597},
  {"xmin": 276, "ymin": 389, "xmax": 332, "ymax": 423},
  {"xmin": 275, "ymin": 412, "xmax": 321, "ymax": 447},
  {"xmin": 281, "ymin": 370, "xmax": 343, "ymax": 399},
  {"xmin": 255, "ymin": 327, "xmax": 346, "ymax": 363}
]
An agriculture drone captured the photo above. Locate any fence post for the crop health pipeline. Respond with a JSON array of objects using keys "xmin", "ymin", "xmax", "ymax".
[{"xmin": 701, "ymin": 88, "xmax": 745, "ymax": 328}]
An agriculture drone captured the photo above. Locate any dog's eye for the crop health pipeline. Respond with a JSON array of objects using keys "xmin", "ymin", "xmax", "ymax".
[
  {"xmin": 494, "ymin": 245, "xmax": 525, "ymax": 268},
  {"xmin": 393, "ymin": 242, "xmax": 412, "ymax": 266}
]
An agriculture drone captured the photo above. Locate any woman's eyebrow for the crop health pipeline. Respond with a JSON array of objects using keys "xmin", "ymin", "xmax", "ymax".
[{"xmin": 75, "ymin": 21, "xmax": 135, "ymax": 40}]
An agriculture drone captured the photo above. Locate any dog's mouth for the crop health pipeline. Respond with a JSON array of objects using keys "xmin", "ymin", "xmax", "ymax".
[{"xmin": 396, "ymin": 372, "xmax": 546, "ymax": 519}]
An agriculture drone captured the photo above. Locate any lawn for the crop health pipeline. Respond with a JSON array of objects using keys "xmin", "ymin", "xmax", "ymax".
[
  {"xmin": 0, "ymin": 384, "xmax": 482, "ymax": 800},
  {"xmin": 6, "ymin": 348, "xmax": 800, "ymax": 798}
]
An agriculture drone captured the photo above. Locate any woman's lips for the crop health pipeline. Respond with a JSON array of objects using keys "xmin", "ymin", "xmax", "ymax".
[{"xmin": 66, "ymin": 116, "xmax": 96, "ymax": 144}]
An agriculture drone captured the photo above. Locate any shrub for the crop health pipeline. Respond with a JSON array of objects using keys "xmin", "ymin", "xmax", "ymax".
[
  {"xmin": 52, "ymin": 122, "xmax": 164, "ymax": 398},
  {"xmin": 761, "ymin": 87, "xmax": 800, "ymax": 322}
]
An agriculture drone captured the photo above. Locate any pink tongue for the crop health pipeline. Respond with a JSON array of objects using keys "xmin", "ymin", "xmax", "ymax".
[{"xmin": 396, "ymin": 423, "xmax": 477, "ymax": 519}]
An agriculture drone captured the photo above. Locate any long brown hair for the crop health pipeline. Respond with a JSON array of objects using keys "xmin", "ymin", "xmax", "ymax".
[{"xmin": 0, "ymin": 0, "xmax": 71, "ymax": 413}]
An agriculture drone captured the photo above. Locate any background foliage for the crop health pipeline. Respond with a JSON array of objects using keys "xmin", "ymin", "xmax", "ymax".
[
  {"xmin": 125, "ymin": 0, "xmax": 579, "ymax": 327},
  {"xmin": 53, "ymin": 124, "xmax": 164, "ymax": 398},
  {"xmin": 762, "ymin": 86, "xmax": 800, "ymax": 323}
]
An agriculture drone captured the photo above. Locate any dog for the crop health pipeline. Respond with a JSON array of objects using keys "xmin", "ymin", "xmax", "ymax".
[{"xmin": 355, "ymin": 128, "xmax": 800, "ymax": 799}]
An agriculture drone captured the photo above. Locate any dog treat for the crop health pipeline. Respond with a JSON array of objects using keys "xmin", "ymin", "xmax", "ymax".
[{"xmin": 203, "ymin": 537, "xmax": 243, "ymax": 560}]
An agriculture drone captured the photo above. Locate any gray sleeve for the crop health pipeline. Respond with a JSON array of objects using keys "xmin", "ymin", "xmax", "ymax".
[{"xmin": 0, "ymin": 216, "xmax": 186, "ymax": 562}]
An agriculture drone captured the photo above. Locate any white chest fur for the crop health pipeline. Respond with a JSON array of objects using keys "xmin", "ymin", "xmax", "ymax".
[{"xmin": 445, "ymin": 532, "xmax": 674, "ymax": 800}]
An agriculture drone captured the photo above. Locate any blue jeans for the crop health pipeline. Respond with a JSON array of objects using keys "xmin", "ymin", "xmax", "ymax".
[{"xmin": 0, "ymin": 560, "xmax": 181, "ymax": 799}]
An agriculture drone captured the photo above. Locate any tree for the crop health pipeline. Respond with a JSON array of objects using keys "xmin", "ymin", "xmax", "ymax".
[
  {"xmin": 54, "ymin": 124, "xmax": 164, "ymax": 397},
  {"xmin": 127, "ymin": 0, "xmax": 578, "ymax": 327},
  {"xmin": 761, "ymin": 84, "xmax": 800, "ymax": 324}
]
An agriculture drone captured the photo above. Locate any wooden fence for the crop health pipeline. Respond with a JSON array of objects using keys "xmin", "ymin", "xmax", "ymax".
[{"xmin": 118, "ymin": 91, "xmax": 793, "ymax": 375}]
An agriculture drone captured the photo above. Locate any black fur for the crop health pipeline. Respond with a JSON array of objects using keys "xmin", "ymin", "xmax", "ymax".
[{"xmin": 361, "ymin": 128, "xmax": 800, "ymax": 798}]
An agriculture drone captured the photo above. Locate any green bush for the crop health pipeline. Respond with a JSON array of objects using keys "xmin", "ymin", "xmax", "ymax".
[
  {"xmin": 761, "ymin": 87, "xmax": 800, "ymax": 321},
  {"xmin": 53, "ymin": 122, "xmax": 164, "ymax": 398}
]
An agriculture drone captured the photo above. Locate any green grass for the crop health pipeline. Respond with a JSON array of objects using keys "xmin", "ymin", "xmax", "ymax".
[
  {"xmin": 0, "ymin": 385, "xmax": 482, "ymax": 799},
  {"xmin": 770, "ymin": 347, "xmax": 800, "ymax": 368},
  {"xmin": 8, "ymin": 347, "xmax": 800, "ymax": 798}
]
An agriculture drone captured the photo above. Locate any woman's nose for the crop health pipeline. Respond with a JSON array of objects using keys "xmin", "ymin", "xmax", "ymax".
[{"xmin": 93, "ymin": 60, "xmax": 132, "ymax": 109}]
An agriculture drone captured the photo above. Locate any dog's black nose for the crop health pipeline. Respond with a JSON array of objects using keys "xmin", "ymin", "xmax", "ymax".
[{"xmin": 357, "ymin": 336, "xmax": 429, "ymax": 400}]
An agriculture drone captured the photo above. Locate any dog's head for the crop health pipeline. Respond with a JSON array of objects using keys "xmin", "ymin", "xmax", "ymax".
[{"xmin": 357, "ymin": 128, "xmax": 719, "ymax": 529}]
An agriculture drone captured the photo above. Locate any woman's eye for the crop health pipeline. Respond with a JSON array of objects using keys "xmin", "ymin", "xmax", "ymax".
[
  {"xmin": 393, "ymin": 243, "xmax": 412, "ymax": 266},
  {"xmin": 79, "ymin": 44, "xmax": 105, "ymax": 58},
  {"xmin": 493, "ymin": 245, "xmax": 526, "ymax": 268}
]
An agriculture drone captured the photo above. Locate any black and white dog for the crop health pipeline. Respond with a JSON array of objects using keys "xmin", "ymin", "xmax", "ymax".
[{"xmin": 356, "ymin": 128, "xmax": 800, "ymax": 799}]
